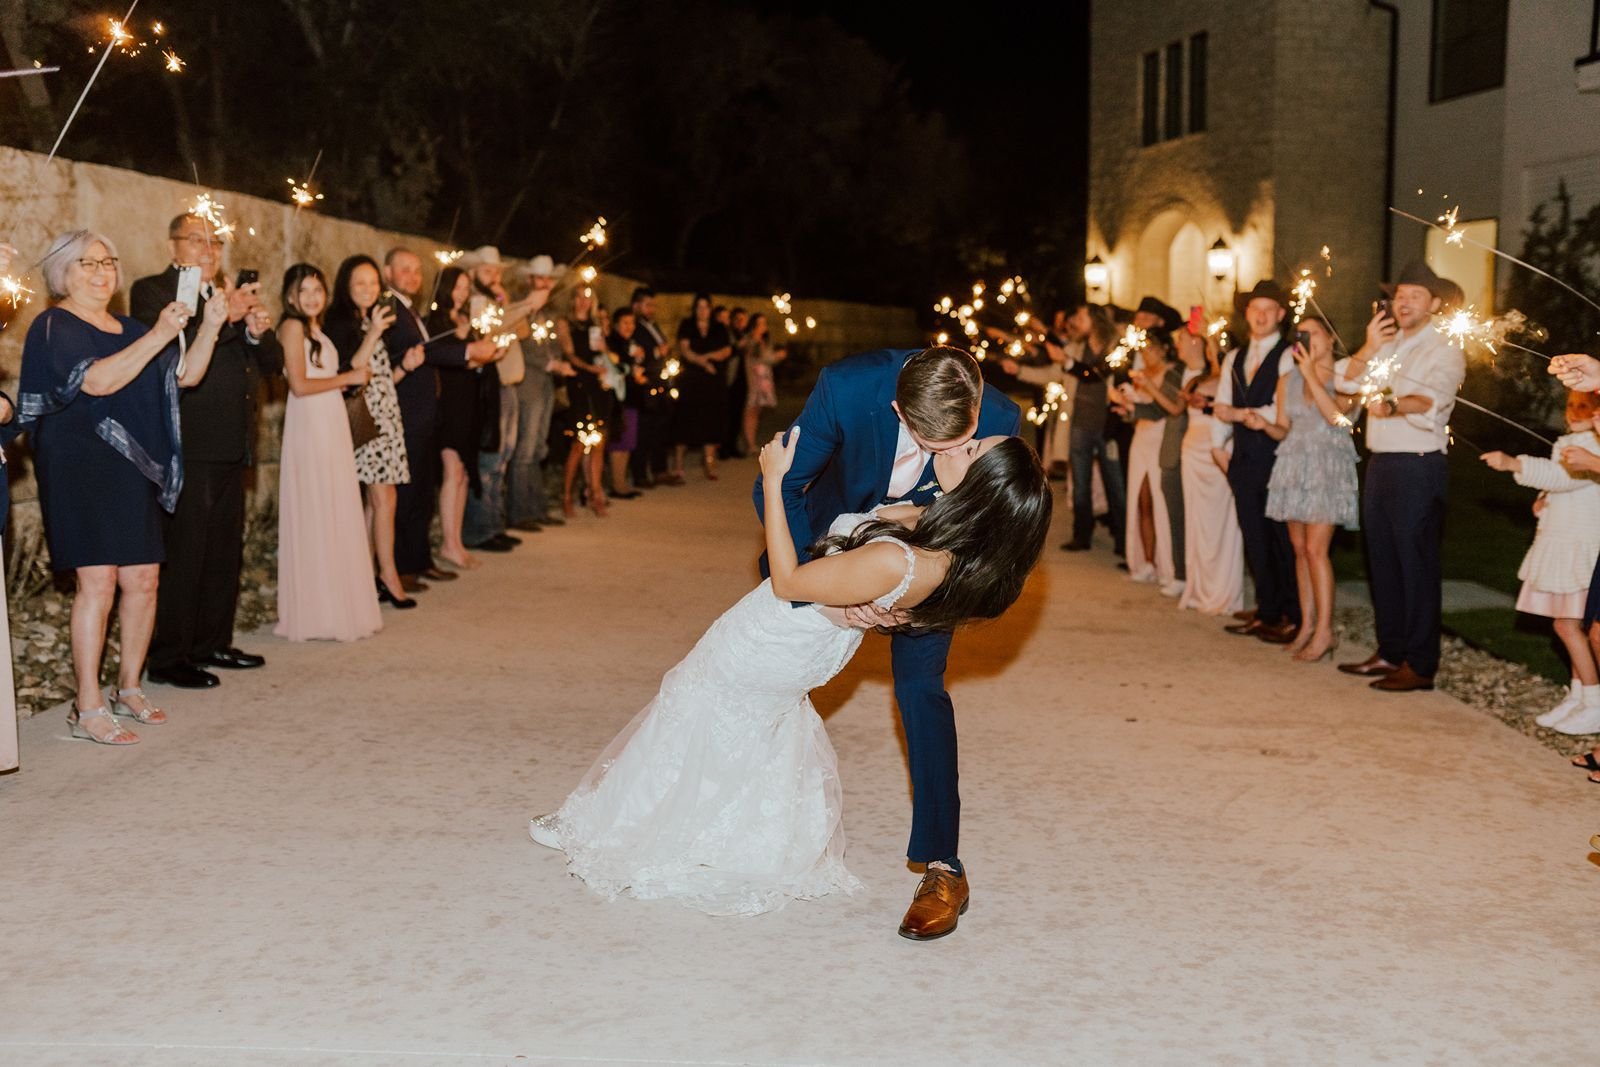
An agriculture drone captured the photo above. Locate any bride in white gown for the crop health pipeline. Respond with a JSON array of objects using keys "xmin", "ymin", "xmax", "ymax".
[{"xmin": 528, "ymin": 429, "xmax": 1052, "ymax": 916}]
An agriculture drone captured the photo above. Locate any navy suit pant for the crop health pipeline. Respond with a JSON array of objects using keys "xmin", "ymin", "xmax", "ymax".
[
  {"xmin": 1364, "ymin": 452, "xmax": 1448, "ymax": 676},
  {"xmin": 395, "ymin": 412, "xmax": 439, "ymax": 576},
  {"xmin": 890, "ymin": 627, "xmax": 960, "ymax": 863},
  {"xmin": 1229, "ymin": 458, "xmax": 1299, "ymax": 627}
]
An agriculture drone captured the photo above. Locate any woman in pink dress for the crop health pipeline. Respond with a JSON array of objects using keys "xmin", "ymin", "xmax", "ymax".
[{"xmin": 275, "ymin": 263, "xmax": 383, "ymax": 642}]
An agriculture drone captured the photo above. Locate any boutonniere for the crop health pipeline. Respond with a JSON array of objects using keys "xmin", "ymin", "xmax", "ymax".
[{"xmin": 916, "ymin": 480, "xmax": 938, "ymax": 493}]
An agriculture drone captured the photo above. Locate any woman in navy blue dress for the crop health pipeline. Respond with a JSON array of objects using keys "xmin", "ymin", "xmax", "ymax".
[{"xmin": 18, "ymin": 230, "xmax": 225, "ymax": 746}]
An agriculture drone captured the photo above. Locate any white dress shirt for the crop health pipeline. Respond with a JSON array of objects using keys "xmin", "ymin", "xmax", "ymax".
[
  {"xmin": 1333, "ymin": 323, "xmax": 1464, "ymax": 454},
  {"xmin": 1210, "ymin": 334, "xmax": 1293, "ymax": 448},
  {"xmin": 885, "ymin": 421, "xmax": 931, "ymax": 501}
]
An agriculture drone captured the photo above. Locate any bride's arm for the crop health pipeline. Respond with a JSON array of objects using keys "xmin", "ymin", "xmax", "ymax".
[{"xmin": 761, "ymin": 429, "xmax": 907, "ymax": 606}]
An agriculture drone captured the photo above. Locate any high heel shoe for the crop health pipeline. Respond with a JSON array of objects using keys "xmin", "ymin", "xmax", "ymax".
[
  {"xmin": 376, "ymin": 577, "xmax": 417, "ymax": 610},
  {"xmin": 110, "ymin": 687, "xmax": 167, "ymax": 724},
  {"xmin": 702, "ymin": 458, "xmax": 719, "ymax": 481},
  {"xmin": 67, "ymin": 703, "xmax": 139, "ymax": 745},
  {"xmin": 562, "ymin": 492, "xmax": 577, "ymax": 518},
  {"xmin": 590, "ymin": 490, "xmax": 609, "ymax": 518},
  {"xmin": 1293, "ymin": 636, "xmax": 1339, "ymax": 663}
]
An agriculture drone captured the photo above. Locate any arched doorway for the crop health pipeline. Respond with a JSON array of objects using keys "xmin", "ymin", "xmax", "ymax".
[
  {"xmin": 1167, "ymin": 222, "xmax": 1206, "ymax": 313},
  {"xmin": 1134, "ymin": 207, "xmax": 1205, "ymax": 311}
]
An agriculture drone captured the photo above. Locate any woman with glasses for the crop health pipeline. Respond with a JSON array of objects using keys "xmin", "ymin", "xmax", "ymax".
[{"xmin": 18, "ymin": 231, "xmax": 226, "ymax": 745}]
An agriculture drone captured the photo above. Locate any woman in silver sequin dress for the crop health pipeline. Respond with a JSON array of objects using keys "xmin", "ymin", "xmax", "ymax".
[{"xmin": 1259, "ymin": 317, "xmax": 1360, "ymax": 661}]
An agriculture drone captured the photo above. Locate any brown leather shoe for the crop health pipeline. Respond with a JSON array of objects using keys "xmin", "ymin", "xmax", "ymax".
[
  {"xmin": 1232, "ymin": 608, "xmax": 1258, "ymax": 622},
  {"xmin": 1223, "ymin": 618, "xmax": 1265, "ymax": 636},
  {"xmin": 1256, "ymin": 622, "xmax": 1299, "ymax": 644},
  {"xmin": 898, "ymin": 864, "xmax": 970, "ymax": 941},
  {"xmin": 1338, "ymin": 653, "xmax": 1399, "ymax": 677},
  {"xmin": 421, "ymin": 566, "xmax": 459, "ymax": 582},
  {"xmin": 398, "ymin": 574, "xmax": 430, "ymax": 594},
  {"xmin": 1370, "ymin": 663, "xmax": 1434, "ymax": 691}
]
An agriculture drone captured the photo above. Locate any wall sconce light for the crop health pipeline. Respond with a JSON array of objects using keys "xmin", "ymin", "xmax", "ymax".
[
  {"xmin": 1207, "ymin": 238, "xmax": 1235, "ymax": 282},
  {"xmin": 1084, "ymin": 255, "xmax": 1109, "ymax": 295}
]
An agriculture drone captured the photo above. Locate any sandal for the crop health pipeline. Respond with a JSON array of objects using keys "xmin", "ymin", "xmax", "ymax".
[
  {"xmin": 67, "ymin": 704, "xmax": 139, "ymax": 746},
  {"xmin": 111, "ymin": 687, "xmax": 168, "ymax": 725},
  {"xmin": 1572, "ymin": 751, "xmax": 1600, "ymax": 772}
]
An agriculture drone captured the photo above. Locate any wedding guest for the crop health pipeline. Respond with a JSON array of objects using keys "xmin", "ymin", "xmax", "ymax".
[
  {"xmin": 724, "ymin": 305, "xmax": 750, "ymax": 457},
  {"xmin": 739, "ymin": 312, "xmax": 787, "ymax": 458},
  {"xmin": 381, "ymin": 248, "xmax": 488, "ymax": 587},
  {"xmin": 1335, "ymin": 262, "xmax": 1464, "ymax": 691},
  {"xmin": 1061, "ymin": 305, "xmax": 1125, "ymax": 553},
  {"xmin": 134, "ymin": 213, "xmax": 281, "ymax": 691},
  {"xmin": 1132, "ymin": 322, "xmax": 1190, "ymax": 597},
  {"xmin": 1177, "ymin": 328, "xmax": 1244, "ymax": 615},
  {"xmin": 274, "ymin": 263, "xmax": 381, "ymax": 642},
  {"xmin": 20, "ymin": 230, "xmax": 225, "ymax": 744},
  {"xmin": 1214, "ymin": 280, "xmax": 1300, "ymax": 643},
  {"xmin": 324, "ymin": 254, "xmax": 413, "ymax": 610},
  {"xmin": 507, "ymin": 255, "xmax": 565, "ymax": 530},
  {"xmin": 462, "ymin": 247, "xmax": 522, "ymax": 554},
  {"xmin": 673, "ymin": 293, "xmax": 733, "ymax": 482},
  {"xmin": 0, "ymin": 239, "xmax": 18, "ymax": 773},
  {"xmin": 429, "ymin": 266, "xmax": 492, "ymax": 569},
  {"xmin": 557, "ymin": 287, "xmax": 612, "ymax": 517},
  {"xmin": 606, "ymin": 306, "xmax": 645, "ymax": 500},
  {"xmin": 631, "ymin": 286, "xmax": 674, "ymax": 487},
  {"xmin": 1261, "ymin": 316, "xmax": 1360, "ymax": 661},
  {"xmin": 1116, "ymin": 329, "xmax": 1181, "ymax": 588},
  {"xmin": 1481, "ymin": 390, "xmax": 1600, "ymax": 732}
]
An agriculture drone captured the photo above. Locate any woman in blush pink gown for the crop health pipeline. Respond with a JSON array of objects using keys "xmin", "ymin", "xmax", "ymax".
[
  {"xmin": 1175, "ymin": 330, "xmax": 1245, "ymax": 616},
  {"xmin": 274, "ymin": 263, "xmax": 383, "ymax": 642}
]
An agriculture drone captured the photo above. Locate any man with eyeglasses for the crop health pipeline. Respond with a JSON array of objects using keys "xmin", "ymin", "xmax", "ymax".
[{"xmin": 132, "ymin": 213, "xmax": 282, "ymax": 690}]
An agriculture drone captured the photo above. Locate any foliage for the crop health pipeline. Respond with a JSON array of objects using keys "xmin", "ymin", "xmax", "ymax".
[{"xmin": 0, "ymin": 0, "xmax": 980, "ymax": 304}]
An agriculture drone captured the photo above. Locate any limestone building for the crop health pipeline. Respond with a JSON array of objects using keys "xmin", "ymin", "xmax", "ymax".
[{"xmin": 1088, "ymin": 0, "xmax": 1600, "ymax": 335}]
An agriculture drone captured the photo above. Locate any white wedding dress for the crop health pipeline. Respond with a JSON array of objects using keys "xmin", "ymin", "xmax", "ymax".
[{"xmin": 528, "ymin": 511, "xmax": 916, "ymax": 916}]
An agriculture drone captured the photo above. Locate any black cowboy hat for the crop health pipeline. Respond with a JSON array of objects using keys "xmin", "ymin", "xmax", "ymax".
[
  {"xmin": 1380, "ymin": 259, "xmax": 1455, "ymax": 300},
  {"xmin": 1135, "ymin": 296, "xmax": 1184, "ymax": 334},
  {"xmin": 1232, "ymin": 279, "xmax": 1289, "ymax": 318}
]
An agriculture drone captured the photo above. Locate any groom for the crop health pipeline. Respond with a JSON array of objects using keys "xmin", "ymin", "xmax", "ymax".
[{"xmin": 754, "ymin": 345, "xmax": 1020, "ymax": 940}]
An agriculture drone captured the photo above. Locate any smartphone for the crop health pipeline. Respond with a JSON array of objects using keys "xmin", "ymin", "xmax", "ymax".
[
  {"xmin": 377, "ymin": 291, "xmax": 398, "ymax": 316},
  {"xmin": 174, "ymin": 265, "xmax": 201, "ymax": 313},
  {"xmin": 1295, "ymin": 329, "xmax": 1310, "ymax": 348},
  {"xmin": 1187, "ymin": 305, "xmax": 1204, "ymax": 335},
  {"xmin": 235, "ymin": 268, "xmax": 259, "ymax": 289},
  {"xmin": 1373, "ymin": 297, "xmax": 1391, "ymax": 321}
]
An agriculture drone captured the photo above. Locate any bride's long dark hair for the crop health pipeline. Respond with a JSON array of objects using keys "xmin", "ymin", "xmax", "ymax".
[{"xmin": 810, "ymin": 436, "xmax": 1052, "ymax": 632}]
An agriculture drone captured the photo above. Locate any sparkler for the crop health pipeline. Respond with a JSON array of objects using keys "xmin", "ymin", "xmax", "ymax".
[
  {"xmin": 0, "ymin": 66, "xmax": 60, "ymax": 79},
  {"xmin": 574, "ymin": 420, "xmax": 604, "ymax": 454},
  {"xmin": 580, "ymin": 217, "xmax": 608, "ymax": 250},
  {"xmin": 433, "ymin": 249, "xmax": 464, "ymax": 267},
  {"xmin": 1290, "ymin": 269, "xmax": 1316, "ymax": 324},
  {"xmin": 471, "ymin": 304, "xmax": 505, "ymax": 336},
  {"xmin": 163, "ymin": 50, "xmax": 184, "ymax": 73},
  {"xmin": 0, "ymin": 274, "xmax": 34, "ymax": 310},
  {"xmin": 1104, "ymin": 325, "xmax": 1148, "ymax": 370},
  {"xmin": 770, "ymin": 292, "xmax": 817, "ymax": 336},
  {"xmin": 187, "ymin": 192, "xmax": 234, "ymax": 241},
  {"xmin": 1024, "ymin": 381, "xmax": 1071, "ymax": 427},
  {"xmin": 48, "ymin": 0, "xmax": 141, "ymax": 161},
  {"xmin": 1438, "ymin": 205, "xmax": 1464, "ymax": 246},
  {"xmin": 287, "ymin": 149, "xmax": 325, "ymax": 209}
]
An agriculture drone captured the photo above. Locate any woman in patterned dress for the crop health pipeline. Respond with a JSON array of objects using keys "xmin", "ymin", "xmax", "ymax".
[
  {"xmin": 1261, "ymin": 316, "xmax": 1361, "ymax": 661},
  {"xmin": 325, "ymin": 254, "xmax": 417, "ymax": 609}
]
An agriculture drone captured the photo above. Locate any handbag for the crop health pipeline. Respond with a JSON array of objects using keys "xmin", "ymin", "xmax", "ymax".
[{"xmin": 346, "ymin": 389, "xmax": 380, "ymax": 450}]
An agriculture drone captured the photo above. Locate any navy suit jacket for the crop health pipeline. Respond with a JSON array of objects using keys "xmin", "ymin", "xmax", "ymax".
[
  {"xmin": 384, "ymin": 299, "xmax": 467, "ymax": 429},
  {"xmin": 753, "ymin": 348, "xmax": 1022, "ymax": 570}
]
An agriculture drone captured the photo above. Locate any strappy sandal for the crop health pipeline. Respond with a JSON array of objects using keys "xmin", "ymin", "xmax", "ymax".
[
  {"xmin": 110, "ymin": 687, "xmax": 168, "ymax": 725},
  {"xmin": 66, "ymin": 704, "xmax": 139, "ymax": 745},
  {"xmin": 1571, "ymin": 751, "xmax": 1600, "ymax": 773}
]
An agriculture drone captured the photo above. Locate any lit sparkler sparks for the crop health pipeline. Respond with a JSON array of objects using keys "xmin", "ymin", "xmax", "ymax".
[
  {"xmin": 433, "ymin": 249, "xmax": 464, "ymax": 266},
  {"xmin": 287, "ymin": 178, "xmax": 324, "ymax": 208},
  {"xmin": 1, "ymin": 273, "xmax": 34, "ymax": 309},
  {"xmin": 187, "ymin": 192, "xmax": 233, "ymax": 241},
  {"xmin": 579, "ymin": 265, "xmax": 598, "ymax": 284},
  {"xmin": 1435, "ymin": 306, "xmax": 1545, "ymax": 360},
  {"xmin": 471, "ymin": 304, "xmax": 505, "ymax": 336},
  {"xmin": 1438, "ymin": 204, "xmax": 1464, "ymax": 246},
  {"xmin": 1024, "ymin": 381, "xmax": 1070, "ymax": 427},
  {"xmin": 580, "ymin": 217, "xmax": 608, "ymax": 250},
  {"xmin": 1104, "ymin": 325, "xmax": 1148, "ymax": 370},
  {"xmin": 575, "ymin": 419, "xmax": 604, "ymax": 453},
  {"xmin": 1290, "ymin": 269, "xmax": 1316, "ymax": 324},
  {"xmin": 163, "ymin": 49, "xmax": 184, "ymax": 73},
  {"xmin": 493, "ymin": 332, "xmax": 518, "ymax": 349}
]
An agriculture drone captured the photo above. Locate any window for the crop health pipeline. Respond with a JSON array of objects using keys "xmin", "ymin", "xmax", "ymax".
[
  {"xmin": 1141, "ymin": 52, "xmax": 1160, "ymax": 146},
  {"xmin": 1140, "ymin": 35, "xmax": 1207, "ymax": 145},
  {"xmin": 1430, "ymin": 0, "xmax": 1509, "ymax": 102},
  {"xmin": 1426, "ymin": 217, "xmax": 1498, "ymax": 312},
  {"xmin": 1189, "ymin": 33, "xmax": 1208, "ymax": 132}
]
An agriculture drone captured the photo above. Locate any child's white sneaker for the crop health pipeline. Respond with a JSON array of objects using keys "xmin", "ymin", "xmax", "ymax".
[
  {"xmin": 1554, "ymin": 685, "xmax": 1600, "ymax": 735},
  {"xmin": 1537, "ymin": 681, "xmax": 1584, "ymax": 727}
]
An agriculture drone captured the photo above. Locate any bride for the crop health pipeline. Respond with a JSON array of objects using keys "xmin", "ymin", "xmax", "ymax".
[{"xmin": 528, "ymin": 427, "xmax": 1051, "ymax": 915}]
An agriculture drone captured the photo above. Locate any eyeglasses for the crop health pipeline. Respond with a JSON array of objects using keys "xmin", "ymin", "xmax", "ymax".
[
  {"xmin": 76, "ymin": 257, "xmax": 119, "ymax": 273},
  {"xmin": 176, "ymin": 234, "xmax": 225, "ymax": 248}
]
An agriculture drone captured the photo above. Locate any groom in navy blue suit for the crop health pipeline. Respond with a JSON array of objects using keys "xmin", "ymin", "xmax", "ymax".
[{"xmin": 754, "ymin": 345, "xmax": 1020, "ymax": 940}]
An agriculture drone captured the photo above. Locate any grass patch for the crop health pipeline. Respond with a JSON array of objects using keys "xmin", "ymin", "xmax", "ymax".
[{"xmin": 1441, "ymin": 607, "xmax": 1569, "ymax": 684}]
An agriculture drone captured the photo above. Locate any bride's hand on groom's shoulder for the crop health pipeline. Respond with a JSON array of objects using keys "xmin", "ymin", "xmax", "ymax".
[{"xmin": 759, "ymin": 427, "xmax": 801, "ymax": 479}]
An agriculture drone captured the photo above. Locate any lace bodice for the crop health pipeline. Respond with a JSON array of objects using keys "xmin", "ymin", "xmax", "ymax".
[{"xmin": 822, "ymin": 508, "xmax": 917, "ymax": 613}]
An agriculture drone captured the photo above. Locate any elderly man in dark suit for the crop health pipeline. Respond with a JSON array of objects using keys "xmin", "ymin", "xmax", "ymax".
[{"xmin": 133, "ymin": 213, "xmax": 282, "ymax": 689}]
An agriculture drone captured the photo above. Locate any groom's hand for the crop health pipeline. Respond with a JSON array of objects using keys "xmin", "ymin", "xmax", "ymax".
[{"xmin": 844, "ymin": 603, "xmax": 909, "ymax": 630}]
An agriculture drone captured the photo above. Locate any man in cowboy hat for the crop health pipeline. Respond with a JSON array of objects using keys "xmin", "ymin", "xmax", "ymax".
[
  {"xmin": 1212, "ymin": 279, "xmax": 1301, "ymax": 643},
  {"xmin": 1334, "ymin": 260, "xmax": 1464, "ymax": 692},
  {"xmin": 1133, "ymin": 296, "xmax": 1185, "ymax": 336}
]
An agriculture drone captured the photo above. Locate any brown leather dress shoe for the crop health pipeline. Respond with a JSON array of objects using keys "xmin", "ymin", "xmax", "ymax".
[
  {"xmin": 1370, "ymin": 663, "xmax": 1434, "ymax": 691},
  {"xmin": 898, "ymin": 865, "xmax": 970, "ymax": 941},
  {"xmin": 1232, "ymin": 608, "xmax": 1258, "ymax": 622},
  {"xmin": 1256, "ymin": 622, "xmax": 1299, "ymax": 644},
  {"xmin": 1223, "ymin": 618, "xmax": 1265, "ymax": 636},
  {"xmin": 422, "ymin": 566, "xmax": 459, "ymax": 582},
  {"xmin": 1338, "ymin": 654, "xmax": 1398, "ymax": 677},
  {"xmin": 398, "ymin": 575, "xmax": 430, "ymax": 594}
]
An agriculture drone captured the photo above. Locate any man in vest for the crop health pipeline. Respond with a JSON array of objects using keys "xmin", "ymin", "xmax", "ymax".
[{"xmin": 1212, "ymin": 280, "xmax": 1300, "ymax": 642}]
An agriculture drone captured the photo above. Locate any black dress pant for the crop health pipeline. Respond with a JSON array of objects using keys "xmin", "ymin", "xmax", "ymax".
[
  {"xmin": 150, "ymin": 460, "xmax": 245, "ymax": 670},
  {"xmin": 1364, "ymin": 452, "xmax": 1448, "ymax": 676},
  {"xmin": 1229, "ymin": 458, "xmax": 1300, "ymax": 627},
  {"xmin": 395, "ymin": 413, "xmax": 439, "ymax": 576}
]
